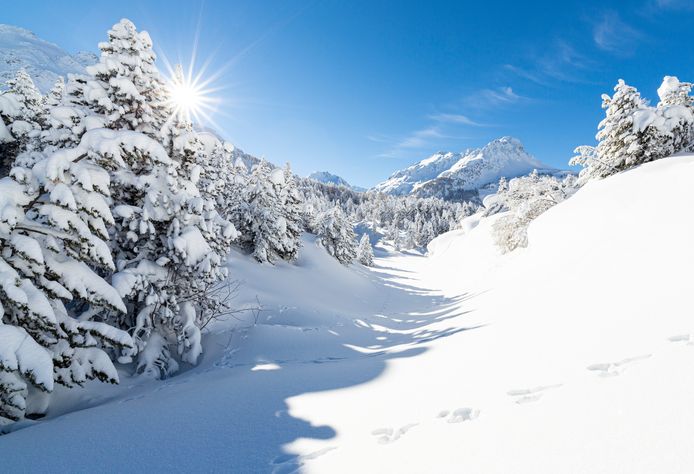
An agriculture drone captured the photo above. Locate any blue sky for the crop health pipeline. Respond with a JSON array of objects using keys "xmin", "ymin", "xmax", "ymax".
[{"xmin": 3, "ymin": 0, "xmax": 694, "ymax": 187}]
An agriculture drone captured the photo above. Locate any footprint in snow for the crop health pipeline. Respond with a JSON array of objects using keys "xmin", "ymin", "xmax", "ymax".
[
  {"xmin": 437, "ymin": 407, "xmax": 480, "ymax": 423},
  {"xmin": 271, "ymin": 447, "xmax": 337, "ymax": 474},
  {"xmin": 371, "ymin": 423, "xmax": 418, "ymax": 444},
  {"xmin": 587, "ymin": 354, "xmax": 651, "ymax": 377},
  {"xmin": 507, "ymin": 384, "xmax": 562, "ymax": 404},
  {"xmin": 669, "ymin": 334, "xmax": 694, "ymax": 345}
]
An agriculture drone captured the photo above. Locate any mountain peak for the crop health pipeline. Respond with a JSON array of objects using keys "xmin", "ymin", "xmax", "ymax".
[
  {"xmin": 308, "ymin": 171, "xmax": 365, "ymax": 192},
  {"xmin": 373, "ymin": 136, "xmax": 556, "ymax": 200},
  {"xmin": 0, "ymin": 23, "xmax": 92, "ymax": 93}
]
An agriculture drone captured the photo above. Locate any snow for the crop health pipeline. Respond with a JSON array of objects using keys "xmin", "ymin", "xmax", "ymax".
[
  {"xmin": 0, "ymin": 24, "xmax": 91, "ymax": 93},
  {"xmin": 657, "ymin": 75, "xmax": 684, "ymax": 103},
  {"xmin": 173, "ymin": 227, "xmax": 212, "ymax": 267},
  {"xmin": 373, "ymin": 136, "xmax": 556, "ymax": 197},
  {"xmin": 269, "ymin": 168, "xmax": 285, "ymax": 186},
  {"xmin": 0, "ymin": 325, "xmax": 54, "ymax": 392},
  {"xmin": 307, "ymin": 171, "xmax": 365, "ymax": 191},
  {"xmin": 2, "ymin": 156, "xmax": 694, "ymax": 472}
]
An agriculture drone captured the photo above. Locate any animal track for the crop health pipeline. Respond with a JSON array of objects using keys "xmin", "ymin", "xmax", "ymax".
[
  {"xmin": 507, "ymin": 384, "xmax": 562, "ymax": 404},
  {"xmin": 271, "ymin": 447, "xmax": 337, "ymax": 474},
  {"xmin": 437, "ymin": 407, "xmax": 480, "ymax": 423},
  {"xmin": 669, "ymin": 334, "xmax": 694, "ymax": 345},
  {"xmin": 371, "ymin": 423, "xmax": 418, "ymax": 444},
  {"xmin": 587, "ymin": 354, "xmax": 651, "ymax": 377}
]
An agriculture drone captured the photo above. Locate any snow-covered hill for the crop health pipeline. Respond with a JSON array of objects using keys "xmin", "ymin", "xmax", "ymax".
[
  {"xmin": 373, "ymin": 136, "xmax": 558, "ymax": 201},
  {"xmin": 308, "ymin": 171, "xmax": 365, "ymax": 191},
  {"xmin": 0, "ymin": 24, "xmax": 95, "ymax": 92},
  {"xmin": 2, "ymin": 155, "xmax": 694, "ymax": 473}
]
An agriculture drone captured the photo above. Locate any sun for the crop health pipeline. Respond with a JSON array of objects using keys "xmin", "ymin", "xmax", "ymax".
[{"xmin": 164, "ymin": 63, "xmax": 219, "ymax": 126}]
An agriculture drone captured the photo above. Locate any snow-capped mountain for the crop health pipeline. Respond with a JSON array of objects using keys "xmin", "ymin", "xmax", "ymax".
[
  {"xmin": 308, "ymin": 171, "xmax": 366, "ymax": 191},
  {"xmin": 373, "ymin": 137, "xmax": 557, "ymax": 201},
  {"xmin": 0, "ymin": 24, "xmax": 96, "ymax": 93}
]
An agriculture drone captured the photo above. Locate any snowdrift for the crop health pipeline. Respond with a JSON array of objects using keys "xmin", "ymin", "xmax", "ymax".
[{"xmin": 2, "ymin": 156, "xmax": 694, "ymax": 473}]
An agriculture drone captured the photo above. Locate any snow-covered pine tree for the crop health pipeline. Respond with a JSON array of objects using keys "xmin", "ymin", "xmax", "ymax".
[
  {"xmin": 657, "ymin": 76, "xmax": 694, "ymax": 107},
  {"xmin": 35, "ymin": 20, "xmax": 236, "ymax": 377},
  {"xmin": 44, "ymin": 77, "xmax": 66, "ymax": 108},
  {"xmin": 279, "ymin": 163, "xmax": 304, "ymax": 261},
  {"xmin": 234, "ymin": 160, "xmax": 300, "ymax": 263},
  {"xmin": 0, "ymin": 69, "xmax": 44, "ymax": 176},
  {"xmin": 314, "ymin": 207, "xmax": 357, "ymax": 265},
  {"xmin": 0, "ymin": 137, "xmax": 134, "ymax": 420},
  {"xmin": 655, "ymin": 76, "xmax": 694, "ymax": 153},
  {"xmin": 572, "ymin": 78, "xmax": 694, "ymax": 182},
  {"xmin": 356, "ymin": 233, "xmax": 374, "ymax": 266},
  {"xmin": 74, "ymin": 19, "xmax": 168, "ymax": 137}
]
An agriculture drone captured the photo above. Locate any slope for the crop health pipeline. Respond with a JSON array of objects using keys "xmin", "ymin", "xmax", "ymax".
[
  {"xmin": 0, "ymin": 24, "xmax": 95, "ymax": 92},
  {"xmin": 373, "ymin": 136, "xmax": 556, "ymax": 200},
  {"xmin": 1, "ymin": 156, "xmax": 693, "ymax": 473}
]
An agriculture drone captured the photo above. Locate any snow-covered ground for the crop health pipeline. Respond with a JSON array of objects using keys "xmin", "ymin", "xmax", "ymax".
[{"xmin": 2, "ymin": 155, "xmax": 694, "ymax": 472}]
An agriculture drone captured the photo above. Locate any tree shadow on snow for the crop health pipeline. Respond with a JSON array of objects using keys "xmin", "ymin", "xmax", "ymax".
[{"xmin": 0, "ymin": 263, "xmax": 482, "ymax": 474}]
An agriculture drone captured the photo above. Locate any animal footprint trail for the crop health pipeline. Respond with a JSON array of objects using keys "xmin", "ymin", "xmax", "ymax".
[
  {"xmin": 587, "ymin": 354, "xmax": 651, "ymax": 377},
  {"xmin": 437, "ymin": 407, "xmax": 480, "ymax": 423},
  {"xmin": 371, "ymin": 423, "xmax": 418, "ymax": 444},
  {"xmin": 668, "ymin": 334, "xmax": 694, "ymax": 345},
  {"xmin": 507, "ymin": 384, "xmax": 562, "ymax": 404}
]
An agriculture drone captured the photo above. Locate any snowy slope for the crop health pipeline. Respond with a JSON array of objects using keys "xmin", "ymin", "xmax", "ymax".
[
  {"xmin": 373, "ymin": 136, "xmax": 556, "ymax": 200},
  {"xmin": 2, "ymin": 156, "xmax": 694, "ymax": 473},
  {"xmin": 0, "ymin": 24, "xmax": 95, "ymax": 93},
  {"xmin": 308, "ymin": 171, "xmax": 365, "ymax": 192}
]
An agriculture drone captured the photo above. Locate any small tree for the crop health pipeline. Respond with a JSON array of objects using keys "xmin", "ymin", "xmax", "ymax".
[
  {"xmin": 356, "ymin": 233, "xmax": 374, "ymax": 266},
  {"xmin": 314, "ymin": 207, "xmax": 357, "ymax": 265},
  {"xmin": 493, "ymin": 171, "xmax": 576, "ymax": 253},
  {"xmin": 0, "ymin": 69, "xmax": 43, "ymax": 176}
]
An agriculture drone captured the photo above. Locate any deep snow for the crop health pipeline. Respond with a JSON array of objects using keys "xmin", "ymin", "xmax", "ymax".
[{"xmin": 2, "ymin": 156, "xmax": 694, "ymax": 473}]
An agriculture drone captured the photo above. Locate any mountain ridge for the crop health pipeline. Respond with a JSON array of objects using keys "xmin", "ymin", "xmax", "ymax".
[
  {"xmin": 373, "ymin": 136, "xmax": 559, "ymax": 201},
  {"xmin": 0, "ymin": 24, "xmax": 96, "ymax": 93}
]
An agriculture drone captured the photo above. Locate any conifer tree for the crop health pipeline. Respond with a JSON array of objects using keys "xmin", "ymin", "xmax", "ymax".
[
  {"xmin": 0, "ymin": 69, "xmax": 43, "ymax": 176},
  {"xmin": 314, "ymin": 207, "xmax": 357, "ymax": 265},
  {"xmin": 356, "ymin": 233, "xmax": 374, "ymax": 266}
]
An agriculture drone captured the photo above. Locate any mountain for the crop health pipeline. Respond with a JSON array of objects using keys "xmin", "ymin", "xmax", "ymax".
[
  {"xmin": 0, "ymin": 24, "xmax": 96, "ymax": 93},
  {"xmin": 373, "ymin": 136, "xmax": 558, "ymax": 201},
  {"xmin": 308, "ymin": 171, "xmax": 366, "ymax": 191}
]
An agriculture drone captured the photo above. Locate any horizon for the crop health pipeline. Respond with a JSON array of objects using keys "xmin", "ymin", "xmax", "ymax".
[{"xmin": 3, "ymin": 0, "xmax": 694, "ymax": 187}]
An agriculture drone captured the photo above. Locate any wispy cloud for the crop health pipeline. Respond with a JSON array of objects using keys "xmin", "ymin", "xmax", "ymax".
[
  {"xmin": 505, "ymin": 40, "xmax": 592, "ymax": 86},
  {"xmin": 427, "ymin": 113, "xmax": 486, "ymax": 127},
  {"xmin": 593, "ymin": 11, "xmax": 643, "ymax": 56},
  {"xmin": 396, "ymin": 126, "xmax": 444, "ymax": 149},
  {"xmin": 375, "ymin": 125, "xmax": 470, "ymax": 158},
  {"xmin": 651, "ymin": 0, "xmax": 694, "ymax": 9},
  {"xmin": 463, "ymin": 86, "xmax": 528, "ymax": 109}
]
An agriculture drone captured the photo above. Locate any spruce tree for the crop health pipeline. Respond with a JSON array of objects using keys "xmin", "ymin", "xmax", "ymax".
[
  {"xmin": 314, "ymin": 207, "xmax": 357, "ymax": 265},
  {"xmin": 356, "ymin": 233, "xmax": 374, "ymax": 266}
]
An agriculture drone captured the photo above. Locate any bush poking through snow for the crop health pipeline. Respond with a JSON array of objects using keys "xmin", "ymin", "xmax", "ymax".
[{"xmin": 492, "ymin": 171, "xmax": 577, "ymax": 253}]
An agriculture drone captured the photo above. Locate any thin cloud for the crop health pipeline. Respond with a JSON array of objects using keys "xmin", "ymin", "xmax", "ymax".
[
  {"xmin": 652, "ymin": 0, "xmax": 694, "ymax": 9},
  {"xmin": 397, "ymin": 126, "xmax": 444, "ymax": 149},
  {"xmin": 428, "ymin": 113, "xmax": 486, "ymax": 127},
  {"xmin": 506, "ymin": 40, "xmax": 593, "ymax": 86},
  {"xmin": 593, "ymin": 12, "xmax": 643, "ymax": 55},
  {"xmin": 464, "ymin": 86, "xmax": 528, "ymax": 109}
]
